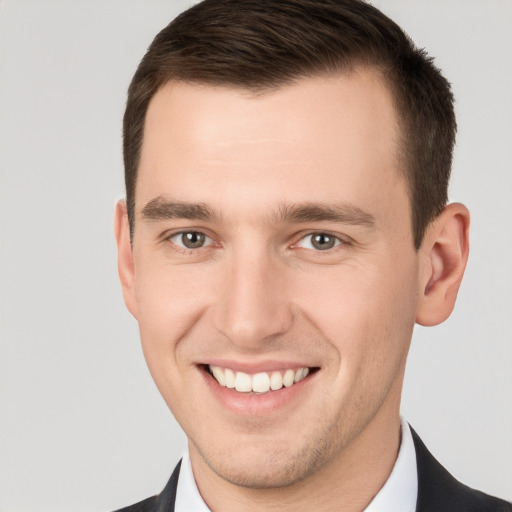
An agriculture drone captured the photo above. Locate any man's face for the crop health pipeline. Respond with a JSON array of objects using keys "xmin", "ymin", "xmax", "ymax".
[{"xmin": 124, "ymin": 70, "xmax": 424, "ymax": 487}]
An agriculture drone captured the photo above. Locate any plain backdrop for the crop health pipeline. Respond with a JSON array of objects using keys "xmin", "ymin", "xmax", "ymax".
[{"xmin": 0, "ymin": 1, "xmax": 511, "ymax": 510}]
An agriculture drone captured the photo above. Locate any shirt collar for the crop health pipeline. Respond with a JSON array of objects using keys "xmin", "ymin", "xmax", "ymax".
[
  {"xmin": 363, "ymin": 416, "xmax": 418, "ymax": 512},
  {"xmin": 175, "ymin": 416, "xmax": 417, "ymax": 512},
  {"xmin": 175, "ymin": 449, "xmax": 212, "ymax": 512}
]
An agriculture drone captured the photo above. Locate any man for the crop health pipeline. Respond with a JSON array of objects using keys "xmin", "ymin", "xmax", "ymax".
[{"xmin": 113, "ymin": 0, "xmax": 511, "ymax": 510}]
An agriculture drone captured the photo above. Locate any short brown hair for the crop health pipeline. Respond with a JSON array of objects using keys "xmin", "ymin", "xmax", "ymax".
[{"xmin": 123, "ymin": 0, "xmax": 456, "ymax": 249}]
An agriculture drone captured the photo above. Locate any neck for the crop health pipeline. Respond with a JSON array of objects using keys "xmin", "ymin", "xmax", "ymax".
[{"xmin": 189, "ymin": 407, "xmax": 402, "ymax": 512}]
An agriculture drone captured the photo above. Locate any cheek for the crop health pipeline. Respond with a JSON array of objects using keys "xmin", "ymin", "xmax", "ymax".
[
  {"xmin": 136, "ymin": 259, "xmax": 211, "ymax": 324},
  {"xmin": 292, "ymin": 256, "xmax": 419, "ymax": 362},
  {"xmin": 133, "ymin": 262, "xmax": 215, "ymax": 375}
]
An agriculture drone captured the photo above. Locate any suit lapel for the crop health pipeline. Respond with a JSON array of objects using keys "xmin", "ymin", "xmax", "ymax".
[
  {"xmin": 412, "ymin": 426, "xmax": 465, "ymax": 512},
  {"xmin": 412, "ymin": 427, "xmax": 511, "ymax": 512},
  {"xmin": 155, "ymin": 459, "xmax": 181, "ymax": 512}
]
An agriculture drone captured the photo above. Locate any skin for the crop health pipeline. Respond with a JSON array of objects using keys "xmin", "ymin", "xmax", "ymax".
[{"xmin": 115, "ymin": 69, "xmax": 469, "ymax": 511}]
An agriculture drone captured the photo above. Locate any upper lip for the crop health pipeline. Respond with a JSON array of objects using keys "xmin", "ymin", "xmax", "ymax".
[{"xmin": 200, "ymin": 359, "xmax": 317, "ymax": 373}]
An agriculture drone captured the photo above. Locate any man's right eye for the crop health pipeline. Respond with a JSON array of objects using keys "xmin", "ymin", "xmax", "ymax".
[{"xmin": 169, "ymin": 231, "xmax": 213, "ymax": 250}]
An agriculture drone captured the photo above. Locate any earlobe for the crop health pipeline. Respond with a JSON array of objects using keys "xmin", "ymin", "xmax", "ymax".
[
  {"xmin": 114, "ymin": 200, "xmax": 138, "ymax": 319},
  {"xmin": 415, "ymin": 203, "xmax": 470, "ymax": 326}
]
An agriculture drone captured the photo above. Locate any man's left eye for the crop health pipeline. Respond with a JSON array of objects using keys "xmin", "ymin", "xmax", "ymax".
[
  {"xmin": 169, "ymin": 231, "xmax": 213, "ymax": 249},
  {"xmin": 296, "ymin": 233, "xmax": 342, "ymax": 251}
]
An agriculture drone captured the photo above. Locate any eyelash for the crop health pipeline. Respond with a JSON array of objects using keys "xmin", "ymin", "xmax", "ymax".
[
  {"xmin": 292, "ymin": 233, "xmax": 353, "ymax": 259},
  {"xmin": 164, "ymin": 229, "xmax": 349, "ymax": 255},
  {"xmin": 166, "ymin": 230, "xmax": 217, "ymax": 254}
]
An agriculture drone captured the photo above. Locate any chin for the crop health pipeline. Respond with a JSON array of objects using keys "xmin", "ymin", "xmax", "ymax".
[
  {"xmin": 195, "ymin": 429, "xmax": 339, "ymax": 490},
  {"xmin": 210, "ymin": 457, "xmax": 317, "ymax": 489}
]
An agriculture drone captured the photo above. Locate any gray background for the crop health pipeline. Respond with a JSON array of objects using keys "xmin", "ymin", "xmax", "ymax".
[{"xmin": 0, "ymin": 0, "xmax": 511, "ymax": 510}]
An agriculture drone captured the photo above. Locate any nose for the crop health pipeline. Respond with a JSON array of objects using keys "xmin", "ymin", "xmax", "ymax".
[{"xmin": 213, "ymin": 249, "xmax": 293, "ymax": 349}]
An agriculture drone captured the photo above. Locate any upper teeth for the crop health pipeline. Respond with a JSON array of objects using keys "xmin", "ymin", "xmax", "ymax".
[{"xmin": 209, "ymin": 365, "xmax": 310, "ymax": 394}]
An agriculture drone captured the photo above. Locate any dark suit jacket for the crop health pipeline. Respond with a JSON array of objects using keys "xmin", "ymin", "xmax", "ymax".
[{"xmin": 115, "ymin": 427, "xmax": 512, "ymax": 511}]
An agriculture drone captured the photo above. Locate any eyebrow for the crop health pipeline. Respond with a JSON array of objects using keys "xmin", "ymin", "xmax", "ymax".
[
  {"xmin": 141, "ymin": 196, "xmax": 218, "ymax": 222},
  {"xmin": 140, "ymin": 196, "xmax": 375, "ymax": 228},
  {"xmin": 275, "ymin": 202, "xmax": 376, "ymax": 227}
]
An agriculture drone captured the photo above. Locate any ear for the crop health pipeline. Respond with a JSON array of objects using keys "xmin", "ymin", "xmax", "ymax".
[
  {"xmin": 114, "ymin": 200, "xmax": 138, "ymax": 319},
  {"xmin": 415, "ymin": 203, "xmax": 470, "ymax": 326}
]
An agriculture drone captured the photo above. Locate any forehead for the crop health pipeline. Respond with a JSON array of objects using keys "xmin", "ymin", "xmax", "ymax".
[{"xmin": 137, "ymin": 70, "xmax": 405, "ymax": 222}]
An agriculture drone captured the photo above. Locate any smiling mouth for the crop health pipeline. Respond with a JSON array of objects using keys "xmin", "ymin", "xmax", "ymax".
[{"xmin": 205, "ymin": 364, "xmax": 317, "ymax": 394}]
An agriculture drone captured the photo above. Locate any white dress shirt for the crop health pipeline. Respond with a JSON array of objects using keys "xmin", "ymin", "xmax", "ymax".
[
  {"xmin": 363, "ymin": 417, "xmax": 417, "ymax": 512},
  {"xmin": 175, "ymin": 416, "xmax": 417, "ymax": 512}
]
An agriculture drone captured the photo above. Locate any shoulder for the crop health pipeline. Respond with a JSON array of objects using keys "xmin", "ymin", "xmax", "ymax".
[
  {"xmin": 411, "ymin": 427, "xmax": 512, "ymax": 512},
  {"xmin": 112, "ymin": 460, "xmax": 182, "ymax": 512}
]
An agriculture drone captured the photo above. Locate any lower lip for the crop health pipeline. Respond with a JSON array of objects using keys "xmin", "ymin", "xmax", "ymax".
[{"xmin": 200, "ymin": 367, "xmax": 316, "ymax": 415}]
